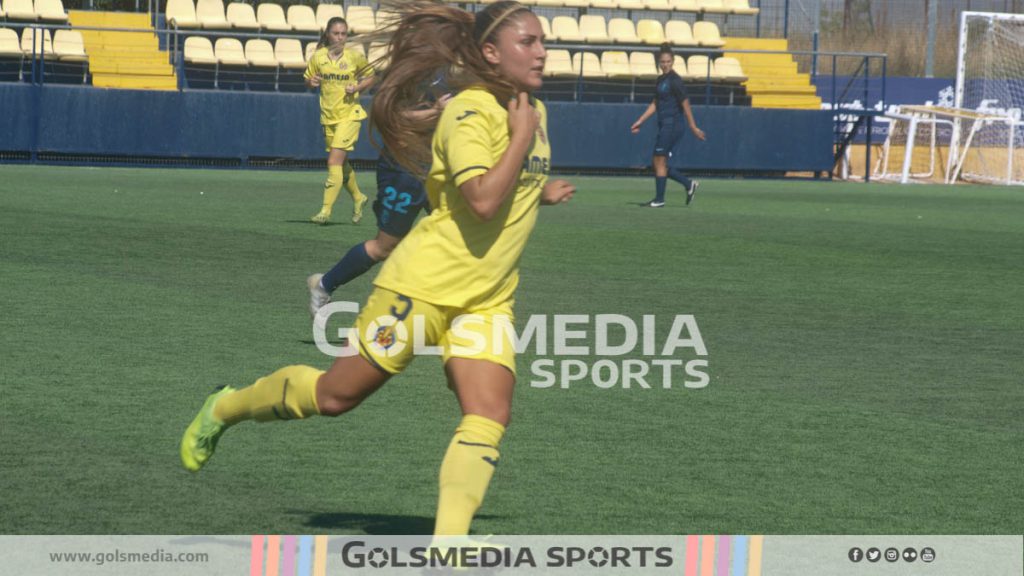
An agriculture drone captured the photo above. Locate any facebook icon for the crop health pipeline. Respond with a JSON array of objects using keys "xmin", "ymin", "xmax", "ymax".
[{"xmin": 849, "ymin": 547, "xmax": 864, "ymax": 563}]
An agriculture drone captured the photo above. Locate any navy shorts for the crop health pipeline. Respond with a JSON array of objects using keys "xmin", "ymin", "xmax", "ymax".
[
  {"xmin": 653, "ymin": 122, "xmax": 684, "ymax": 157},
  {"xmin": 374, "ymin": 156, "xmax": 429, "ymax": 238}
]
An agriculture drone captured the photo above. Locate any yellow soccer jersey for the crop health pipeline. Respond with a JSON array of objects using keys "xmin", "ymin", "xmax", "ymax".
[
  {"xmin": 304, "ymin": 46, "xmax": 373, "ymax": 126},
  {"xmin": 374, "ymin": 86, "xmax": 552, "ymax": 309}
]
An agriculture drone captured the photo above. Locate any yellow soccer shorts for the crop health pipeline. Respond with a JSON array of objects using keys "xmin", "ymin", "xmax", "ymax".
[
  {"xmin": 322, "ymin": 120, "xmax": 361, "ymax": 152},
  {"xmin": 352, "ymin": 287, "xmax": 517, "ymax": 376}
]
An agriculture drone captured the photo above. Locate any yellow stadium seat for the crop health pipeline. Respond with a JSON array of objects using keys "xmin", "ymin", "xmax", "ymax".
[
  {"xmin": 53, "ymin": 29, "xmax": 86, "ymax": 61},
  {"xmin": 698, "ymin": 0, "xmax": 731, "ymax": 14},
  {"xmin": 637, "ymin": 20, "xmax": 665, "ymax": 45},
  {"xmin": 316, "ymin": 3, "xmax": 344, "ymax": 31},
  {"xmin": 724, "ymin": 0, "xmax": 759, "ymax": 15},
  {"xmin": 551, "ymin": 16, "xmax": 583, "ymax": 43},
  {"xmin": 305, "ymin": 41, "xmax": 317, "ymax": 62},
  {"xmin": 345, "ymin": 41, "xmax": 365, "ymax": 57},
  {"xmin": 616, "ymin": 0, "xmax": 645, "ymax": 9},
  {"xmin": 0, "ymin": 1, "xmax": 5, "ymax": 18},
  {"xmin": 532, "ymin": 0, "xmax": 563, "ymax": 7},
  {"xmin": 664, "ymin": 20, "xmax": 696, "ymax": 46},
  {"xmin": 609, "ymin": 18, "xmax": 640, "ymax": 44},
  {"xmin": 345, "ymin": 5, "xmax": 375, "ymax": 34},
  {"xmin": 245, "ymin": 38, "xmax": 276, "ymax": 67},
  {"xmin": 686, "ymin": 54, "xmax": 712, "ymax": 79},
  {"xmin": 5, "ymin": 0, "xmax": 37, "ymax": 20},
  {"xmin": 629, "ymin": 51, "xmax": 658, "ymax": 78},
  {"xmin": 571, "ymin": 51, "xmax": 604, "ymax": 78},
  {"xmin": 587, "ymin": 0, "xmax": 615, "ymax": 8},
  {"xmin": 693, "ymin": 21, "xmax": 725, "ymax": 47},
  {"xmin": 368, "ymin": 42, "xmax": 388, "ymax": 68},
  {"xmin": 274, "ymin": 38, "xmax": 305, "ymax": 69},
  {"xmin": 643, "ymin": 0, "xmax": 671, "ymax": 9},
  {"xmin": 196, "ymin": 0, "xmax": 229, "ymax": 29},
  {"xmin": 226, "ymin": 2, "xmax": 259, "ymax": 30},
  {"xmin": 536, "ymin": 14, "xmax": 552, "ymax": 40},
  {"xmin": 0, "ymin": 28, "xmax": 24, "ymax": 57},
  {"xmin": 287, "ymin": 5, "xmax": 319, "ymax": 33},
  {"xmin": 544, "ymin": 49, "xmax": 574, "ymax": 77},
  {"xmin": 375, "ymin": 9, "xmax": 400, "ymax": 28},
  {"xmin": 562, "ymin": 0, "xmax": 590, "ymax": 7},
  {"xmin": 257, "ymin": 3, "xmax": 291, "ymax": 32},
  {"xmin": 672, "ymin": 54, "xmax": 687, "ymax": 76},
  {"xmin": 183, "ymin": 36, "xmax": 216, "ymax": 64},
  {"xmin": 214, "ymin": 37, "xmax": 246, "ymax": 66},
  {"xmin": 579, "ymin": 15, "xmax": 609, "ymax": 43},
  {"xmin": 714, "ymin": 56, "xmax": 747, "ymax": 81},
  {"xmin": 34, "ymin": 0, "xmax": 67, "ymax": 23},
  {"xmin": 600, "ymin": 50, "xmax": 631, "ymax": 78},
  {"xmin": 669, "ymin": 0, "xmax": 699, "ymax": 12},
  {"xmin": 166, "ymin": 0, "xmax": 199, "ymax": 29},
  {"xmin": 20, "ymin": 27, "xmax": 56, "ymax": 58}
]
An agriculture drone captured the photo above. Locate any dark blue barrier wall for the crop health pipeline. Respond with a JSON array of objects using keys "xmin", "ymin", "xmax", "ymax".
[{"xmin": 1, "ymin": 85, "xmax": 834, "ymax": 172}]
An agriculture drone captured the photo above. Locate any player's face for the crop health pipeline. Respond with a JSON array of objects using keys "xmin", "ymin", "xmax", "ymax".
[
  {"xmin": 658, "ymin": 53, "xmax": 673, "ymax": 74},
  {"xmin": 485, "ymin": 13, "xmax": 547, "ymax": 93},
  {"xmin": 326, "ymin": 23, "xmax": 348, "ymax": 50}
]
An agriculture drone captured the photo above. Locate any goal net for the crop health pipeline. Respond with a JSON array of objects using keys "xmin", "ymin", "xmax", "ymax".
[{"xmin": 954, "ymin": 11, "xmax": 1024, "ymax": 185}]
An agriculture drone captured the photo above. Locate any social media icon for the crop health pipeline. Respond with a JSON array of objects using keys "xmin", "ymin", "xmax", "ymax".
[
  {"xmin": 884, "ymin": 548, "xmax": 899, "ymax": 562},
  {"xmin": 903, "ymin": 547, "xmax": 918, "ymax": 562},
  {"xmin": 921, "ymin": 547, "xmax": 935, "ymax": 563},
  {"xmin": 866, "ymin": 548, "xmax": 881, "ymax": 562},
  {"xmin": 849, "ymin": 547, "xmax": 864, "ymax": 563}
]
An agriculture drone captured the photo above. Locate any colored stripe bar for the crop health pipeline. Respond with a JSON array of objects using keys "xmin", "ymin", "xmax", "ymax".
[
  {"xmin": 685, "ymin": 535, "xmax": 699, "ymax": 576},
  {"xmin": 265, "ymin": 535, "xmax": 281, "ymax": 576},
  {"xmin": 700, "ymin": 535, "xmax": 715, "ymax": 576},
  {"xmin": 297, "ymin": 536, "xmax": 314, "ymax": 576},
  {"xmin": 748, "ymin": 535, "xmax": 764, "ymax": 576},
  {"xmin": 250, "ymin": 535, "xmax": 264, "ymax": 576},
  {"xmin": 281, "ymin": 536, "xmax": 297, "ymax": 576},
  {"xmin": 732, "ymin": 536, "xmax": 749, "ymax": 576},
  {"xmin": 313, "ymin": 535, "xmax": 329, "ymax": 576},
  {"xmin": 716, "ymin": 536, "xmax": 731, "ymax": 576}
]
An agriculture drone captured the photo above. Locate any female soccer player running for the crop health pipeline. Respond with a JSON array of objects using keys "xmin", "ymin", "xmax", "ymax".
[
  {"xmin": 181, "ymin": 0, "xmax": 575, "ymax": 538},
  {"xmin": 631, "ymin": 43, "xmax": 706, "ymax": 207},
  {"xmin": 306, "ymin": 17, "xmax": 375, "ymax": 225}
]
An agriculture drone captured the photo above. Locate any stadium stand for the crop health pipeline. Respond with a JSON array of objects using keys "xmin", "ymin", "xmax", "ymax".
[
  {"xmin": 315, "ymin": 3, "xmax": 343, "ymax": 31},
  {"xmin": 724, "ymin": 0, "xmax": 759, "ymax": 15},
  {"xmin": 53, "ymin": 29, "xmax": 86, "ymax": 61},
  {"xmin": 5, "ymin": 0, "xmax": 37, "ymax": 21},
  {"xmin": 20, "ymin": 28, "xmax": 55, "ymax": 58},
  {"xmin": 257, "ymin": 3, "xmax": 291, "ymax": 32},
  {"xmin": 600, "ymin": 50, "xmax": 631, "ymax": 78},
  {"xmin": 629, "ymin": 51, "xmax": 658, "ymax": 78},
  {"xmin": 698, "ymin": 0, "xmax": 732, "ymax": 15},
  {"xmin": 636, "ymin": 20, "xmax": 666, "ymax": 45},
  {"xmin": 693, "ymin": 21, "xmax": 725, "ymax": 47},
  {"xmin": 664, "ymin": 20, "xmax": 697, "ymax": 47},
  {"xmin": 345, "ymin": 5, "xmax": 375, "ymax": 34},
  {"xmin": 245, "ymin": 38, "xmax": 275, "ymax": 66},
  {"xmin": 69, "ymin": 10, "xmax": 176, "ymax": 90},
  {"xmin": 608, "ymin": 18, "xmax": 641, "ymax": 44},
  {"xmin": 579, "ymin": 15, "xmax": 610, "ymax": 44},
  {"xmin": 166, "ymin": 0, "xmax": 199, "ymax": 29},
  {"xmin": 273, "ymin": 37, "xmax": 305, "ymax": 68},
  {"xmin": 544, "ymin": 49, "xmax": 574, "ymax": 77},
  {"xmin": 571, "ymin": 51, "xmax": 604, "ymax": 78},
  {"xmin": 551, "ymin": 16, "xmax": 583, "ymax": 43}
]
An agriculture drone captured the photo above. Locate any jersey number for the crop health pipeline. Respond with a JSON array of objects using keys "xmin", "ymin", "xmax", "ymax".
[{"xmin": 382, "ymin": 186, "xmax": 412, "ymax": 214}]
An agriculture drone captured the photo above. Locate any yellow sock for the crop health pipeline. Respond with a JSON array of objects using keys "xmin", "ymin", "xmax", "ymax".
[
  {"xmin": 213, "ymin": 365, "xmax": 323, "ymax": 425},
  {"xmin": 434, "ymin": 414, "xmax": 506, "ymax": 536},
  {"xmin": 342, "ymin": 161, "xmax": 365, "ymax": 201},
  {"xmin": 320, "ymin": 165, "xmax": 344, "ymax": 214}
]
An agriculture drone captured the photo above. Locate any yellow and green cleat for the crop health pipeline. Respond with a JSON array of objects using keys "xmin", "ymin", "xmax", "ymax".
[
  {"xmin": 310, "ymin": 210, "xmax": 331, "ymax": 225},
  {"xmin": 352, "ymin": 194, "xmax": 368, "ymax": 224},
  {"xmin": 180, "ymin": 386, "xmax": 235, "ymax": 472}
]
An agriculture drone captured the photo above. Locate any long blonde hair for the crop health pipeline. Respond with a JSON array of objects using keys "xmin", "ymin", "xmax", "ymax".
[{"xmin": 368, "ymin": 0, "xmax": 534, "ymax": 175}]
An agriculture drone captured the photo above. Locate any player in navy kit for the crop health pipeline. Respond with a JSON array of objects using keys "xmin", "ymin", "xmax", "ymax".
[{"xmin": 631, "ymin": 43, "xmax": 706, "ymax": 207}]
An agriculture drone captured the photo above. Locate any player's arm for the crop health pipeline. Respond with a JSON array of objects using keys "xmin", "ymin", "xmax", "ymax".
[
  {"xmin": 403, "ymin": 93, "xmax": 453, "ymax": 123},
  {"xmin": 458, "ymin": 93, "xmax": 537, "ymax": 222},
  {"xmin": 347, "ymin": 74, "xmax": 376, "ymax": 95},
  {"xmin": 541, "ymin": 179, "xmax": 575, "ymax": 205},
  {"xmin": 631, "ymin": 100, "xmax": 656, "ymax": 133},
  {"xmin": 303, "ymin": 57, "xmax": 320, "ymax": 89},
  {"xmin": 681, "ymin": 98, "xmax": 706, "ymax": 140}
]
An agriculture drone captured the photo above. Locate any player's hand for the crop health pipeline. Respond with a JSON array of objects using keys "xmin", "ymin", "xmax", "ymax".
[
  {"xmin": 345, "ymin": 84, "xmax": 357, "ymax": 94},
  {"xmin": 507, "ymin": 92, "xmax": 539, "ymax": 143},
  {"xmin": 308, "ymin": 75, "xmax": 321, "ymax": 88},
  {"xmin": 631, "ymin": 121, "xmax": 642, "ymax": 134},
  {"xmin": 693, "ymin": 127, "xmax": 706, "ymax": 141},
  {"xmin": 435, "ymin": 93, "xmax": 454, "ymax": 110},
  {"xmin": 541, "ymin": 179, "xmax": 575, "ymax": 205}
]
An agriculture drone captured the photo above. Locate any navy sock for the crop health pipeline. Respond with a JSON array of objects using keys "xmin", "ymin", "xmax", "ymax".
[
  {"xmin": 667, "ymin": 167, "xmax": 692, "ymax": 189},
  {"xmin": 655, "ymin": 177, "xmax": 667, "ymax": 202},
  {"xmin": 321, "ymin": 243, "xmax": 378, "ymax": 294}
]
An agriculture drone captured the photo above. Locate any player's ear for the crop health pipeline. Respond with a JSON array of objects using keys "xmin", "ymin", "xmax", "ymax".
[{"xmin": 481, "ymin": 42, "xmax": 501, "ymax": 66}]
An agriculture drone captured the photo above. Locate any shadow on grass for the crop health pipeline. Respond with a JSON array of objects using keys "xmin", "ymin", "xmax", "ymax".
[{"xmin": 304, "ymin": 512, "xmax": 501, "ymax": 535}]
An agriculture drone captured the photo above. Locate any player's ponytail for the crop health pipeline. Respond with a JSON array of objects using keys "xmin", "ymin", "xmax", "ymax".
[{"xmin": 368, "ymin": 0, "xmax": 534, "ymax": 176}]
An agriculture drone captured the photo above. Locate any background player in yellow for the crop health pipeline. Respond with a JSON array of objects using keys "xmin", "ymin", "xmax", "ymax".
[
  {"xmin": 181, "ymin": 1, "xmax": 576, "ymax": 539},
  {"xmin": 305, "ymin": 17, "xmax": 375, "ymax": 225}
]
